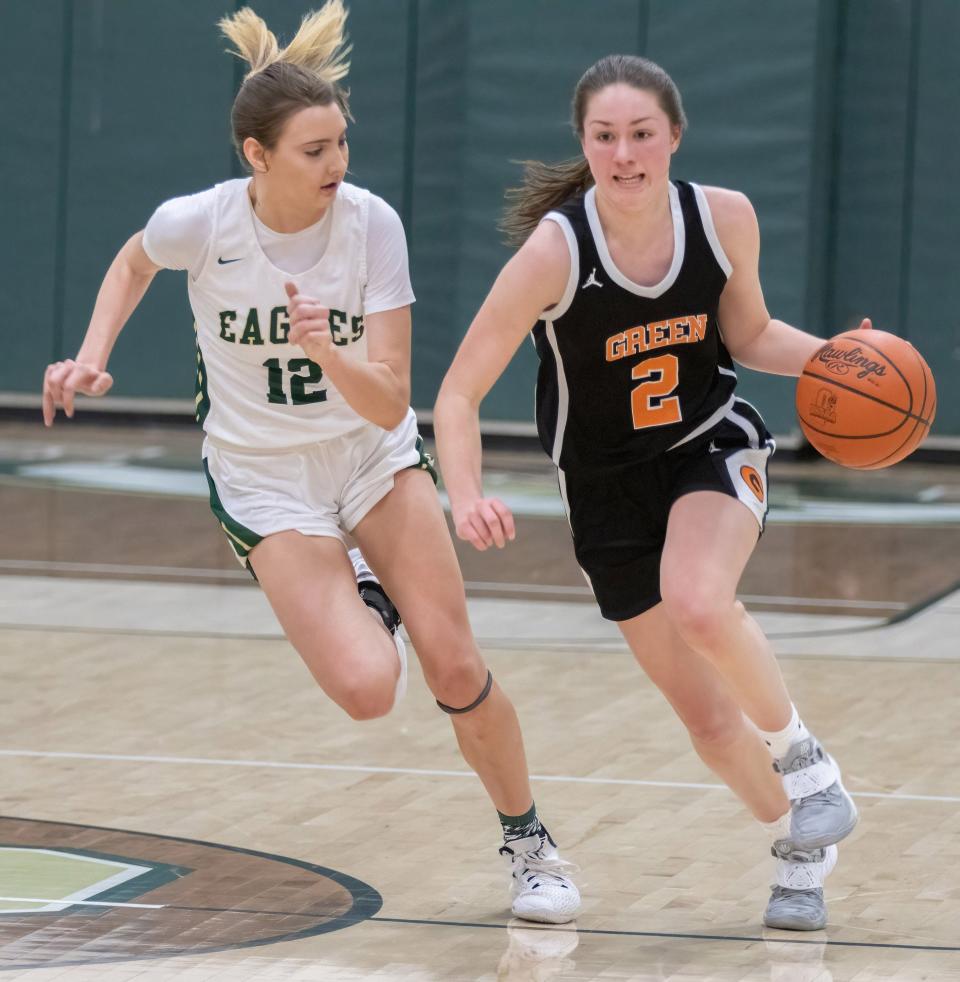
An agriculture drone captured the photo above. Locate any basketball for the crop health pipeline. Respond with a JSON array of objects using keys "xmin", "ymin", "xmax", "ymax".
[{"xmin": 796, "ymin": 329, "xmax": 937, "ymax": 469}]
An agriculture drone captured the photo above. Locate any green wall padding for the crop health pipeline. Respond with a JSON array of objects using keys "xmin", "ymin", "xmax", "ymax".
[
  {"xmin": 0, "ymin": 2, "xmax": 67, "ymax": 392},
  {"xmin": 904, "ymin": 0, "xmax": 960, "ymax": 434},
  {"xmin": 4, "ymin": 0, "xmax": 956, "ymax": 437},
  {"xmin": 59, "ymin": 0, "xmax": 235, "ymax": 398}
]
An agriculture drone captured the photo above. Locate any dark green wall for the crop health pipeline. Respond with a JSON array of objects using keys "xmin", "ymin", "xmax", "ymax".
[{"xmin": 3, "ymin": 0, "xmax": 957, "ymax": 436}]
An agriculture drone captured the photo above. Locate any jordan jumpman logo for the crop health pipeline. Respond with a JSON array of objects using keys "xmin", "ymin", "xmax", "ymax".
[{"xmin": 582, "ymin": 267, "xmax": 603, "ymax": 289}]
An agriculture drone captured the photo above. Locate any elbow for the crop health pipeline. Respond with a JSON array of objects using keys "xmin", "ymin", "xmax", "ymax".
[
  {"xmin": 726, "ymin": 325, "xmax": 768, "ymax": 369},
  {"xmin": 727, "ymin": 344, "xmax": 750, "ymax": 367},
  {"xmin": 381, "ymin": 407, "xmax": 408, "ymax": 431},
  {"xmin": 433, "ymin": 384, "xmax": 451, "ymax": 418},
  {"xmin": 377, "ymin": 390, "xmax": 410, "ymax": 431},
  {"xmin": 433, "ymin": 387, "xmax": 459, "ymax": 436},
  {"xmin": 434, "ymin": 379, "xmax": 476, "ymax": 418}
]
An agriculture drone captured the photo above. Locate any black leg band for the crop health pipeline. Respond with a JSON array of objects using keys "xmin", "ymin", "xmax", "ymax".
[{"xmin": 436, "ymin": 669, "xmax": 493, "ymax": 715}]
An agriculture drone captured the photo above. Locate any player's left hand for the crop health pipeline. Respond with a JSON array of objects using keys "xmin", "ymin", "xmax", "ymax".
[
  {"xmin": 857, "ymin": 317, "xmax": 873, "ymax": 330},
  {"xmin": 285, "ymin": 281, "xmax": 335, "ymax": 366}
]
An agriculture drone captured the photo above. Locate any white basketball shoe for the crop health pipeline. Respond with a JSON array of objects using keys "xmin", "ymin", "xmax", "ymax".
[{"xmin": 499, "ymin": 826, "xmax": 581, "ymax": 924}]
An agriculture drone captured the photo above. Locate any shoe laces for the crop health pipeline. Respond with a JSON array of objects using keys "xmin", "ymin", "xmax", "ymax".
[{"xmin": 499, "ymin": 837, "xmax": 578, "ymax": 888}]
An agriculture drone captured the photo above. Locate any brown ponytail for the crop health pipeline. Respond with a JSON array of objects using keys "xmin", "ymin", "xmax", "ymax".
[{"xmin": 500, "ymin": 158, "xmax": 594, "ymax": 247}]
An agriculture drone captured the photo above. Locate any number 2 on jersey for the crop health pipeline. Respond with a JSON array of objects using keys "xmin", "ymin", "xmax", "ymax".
[
  {"xmin": 263, "ymin": 357, "xmax": 328, "ymax": 405},
  {"xmin": 631, "ymin": 353, "xmax": 682, "ymax": 429}
]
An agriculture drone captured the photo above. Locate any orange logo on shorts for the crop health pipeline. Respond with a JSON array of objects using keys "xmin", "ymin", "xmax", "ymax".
[{"xmin": 740, "ymin": 465, "xmax": 765, "ymax": 503}]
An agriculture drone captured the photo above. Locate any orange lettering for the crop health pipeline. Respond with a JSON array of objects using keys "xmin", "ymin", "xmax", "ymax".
[
  {"xmin": 669, "ymin": 318, "xmax": 689, "ymax": 344},
  {"xmin": 606, "ymin": 332, "xmax": 626, "ymax": 362},
  {"xmin": 650, "ymin": 321, "xmax": 669, "ymax": 347},
  {"xmin": 606, "ymin": 314, "xmax": 708, "ymax": 362},
  {"xmin": 625, "ymin": 326, "xmax": 647, "ymax": 357}
]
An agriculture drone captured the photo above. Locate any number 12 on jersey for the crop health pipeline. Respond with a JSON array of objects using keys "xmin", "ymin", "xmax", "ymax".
[
  {"xmin": 630, "ymin": 353, "xmax": 682, "ymax": 429},
  {"xmin": 263, "ymin": 357, "xmax": 328, "ymax": 405}
]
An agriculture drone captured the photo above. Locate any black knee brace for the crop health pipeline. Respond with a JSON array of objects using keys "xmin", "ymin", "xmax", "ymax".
[{"xmin": 436, "ymin": 669, "xmax": 493, "ymax": 715}]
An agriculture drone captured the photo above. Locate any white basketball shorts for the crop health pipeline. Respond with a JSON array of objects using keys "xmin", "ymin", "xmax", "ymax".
[{"xmin": 201, "ymin": 409, "xmax": 435, "ymax": 567}]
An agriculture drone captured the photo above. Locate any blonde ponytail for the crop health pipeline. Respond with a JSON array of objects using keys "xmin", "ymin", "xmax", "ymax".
[
  {"xmin": 220, "ymin": 2, "xmax": 350, "ymax": 85},
  {"xmin": 218, "ymin": 8, "xmax": 280, "ymax": 78},
  {"xmin": 220, "ymin": 2, "xmax": 353, "ymax": 169},
  {"xmin": 281, "ymin": 2, "xmax": 351, "ymax": 84}
]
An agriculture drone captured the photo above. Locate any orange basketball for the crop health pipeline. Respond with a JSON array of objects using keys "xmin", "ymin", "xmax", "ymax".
[{"xmin": 795, "ymin": 329, "xmax": 936, "ymax": 469}]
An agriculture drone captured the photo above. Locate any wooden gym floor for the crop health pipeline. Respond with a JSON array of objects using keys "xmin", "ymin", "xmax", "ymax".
[{"xmin": 1, "ymin": 417, "xmax": 959, "ymax": 981}]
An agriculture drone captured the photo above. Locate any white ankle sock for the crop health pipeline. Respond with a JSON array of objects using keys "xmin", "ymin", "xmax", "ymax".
[
  {"xmin": 761, "ymin": 811, "xmax": 792, "ymax": 845},
  {"xmin": 348, "ymin": 546, "xmax": 376, "ymax": 583},
  {"xmin": 758, "ymin": 705, "xmax": 810, "ymax": 759}
]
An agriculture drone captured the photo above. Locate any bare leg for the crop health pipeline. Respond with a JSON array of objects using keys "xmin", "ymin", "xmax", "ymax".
[
  {"xmin": 249, "ymin": 532, "xmax": 399, "ymax": 720},
  {"xmin": 353, "ymin": 468, "xmax": 533, "ymax": 815},
  {"xmin": 660, "ymin": 491, "xmax": 793, "ymax": 732},
  {"xmin": 650, "ymin": 491, "xmax": 848, "ymax": 926},
  {"xmin": 619, "ymin": 604, "xmax": 788, "ymax": 822}
]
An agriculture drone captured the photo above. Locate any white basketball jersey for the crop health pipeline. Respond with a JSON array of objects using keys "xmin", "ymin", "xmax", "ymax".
[{"xmin": 188, "ymin": 179, "xmax": 372, "ymax": 449}]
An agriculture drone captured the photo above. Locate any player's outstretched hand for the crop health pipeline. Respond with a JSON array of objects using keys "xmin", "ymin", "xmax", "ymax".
[
  {"xmin": 42, "ymin": 360, "xmax": 113, "ymax": 426},
  {"xmin": 857, "ymin": 317, "xmax": 873, "ymax": 330},
  {"xmin": 452, "ymin": 496, "xmax": 516, "ymax": 551},
  {"xmin": 285, "ymin": 281, "xmax": 334, "ymax": 366}
]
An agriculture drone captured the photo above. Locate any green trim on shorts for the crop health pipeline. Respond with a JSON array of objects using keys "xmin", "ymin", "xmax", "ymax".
[
  {"xmin": 202, "ymin": 457, "xmax": 263, "ymax": 561},
  {"xmin": 412, "ymin": 434, "xmax": 438, "ymax": 486},
  {"xmin": 194, "ymin": 323, "xmax": 210, "ymax": 426}
]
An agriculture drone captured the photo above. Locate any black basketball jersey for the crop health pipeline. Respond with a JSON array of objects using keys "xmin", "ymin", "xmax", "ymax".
[{"xmin": 531, "ymin": 180, "xmax": 738, "ymax": 471}]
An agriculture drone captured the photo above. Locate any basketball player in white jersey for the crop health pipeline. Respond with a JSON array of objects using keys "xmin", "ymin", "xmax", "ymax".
[
  {"xmin": 41, "ymin": 2, "xmax": 579, "ymax": 925},
  {"xmin": 436, "ymin": 55, "xmax": 866, "ymax": 931}
]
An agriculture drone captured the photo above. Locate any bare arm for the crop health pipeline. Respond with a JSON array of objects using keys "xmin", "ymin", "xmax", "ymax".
[
  {"xmin": 708, "ymin": 187, "xmax": 869, "ymax": 376},
  {"xmin": 285, "ymin": 283, "xmax": 411, "ymax": 430},
  {"xmin": 434, "ymin": 220, "xmax": 570, "ymax": 550},
  {"xmin": 42, "ymin": 231, "xmax": 161, "ymax": 424}
]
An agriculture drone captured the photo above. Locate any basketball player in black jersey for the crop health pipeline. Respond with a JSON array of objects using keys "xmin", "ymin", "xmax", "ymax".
[{"xmin": 435, "ymin": 55, "xmax": 866, "ymax": 931}]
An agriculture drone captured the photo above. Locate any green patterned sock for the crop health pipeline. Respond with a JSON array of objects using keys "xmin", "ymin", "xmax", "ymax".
[{"xmin": 498, "ymin": 802, "xmax": 540, "ymax": 842}]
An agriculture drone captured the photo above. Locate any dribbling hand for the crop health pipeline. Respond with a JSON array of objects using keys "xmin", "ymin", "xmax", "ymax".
[
  {"xmin": 285, "ymin": 281, "xmax": 335, "ymax": 367},
  {"xmin": 42, "ymin": 360, "xmax": 113, "ymax": 426},
  {"xmin": 452, "ymin": 497, "xmax": 516, "ymax": 551}
]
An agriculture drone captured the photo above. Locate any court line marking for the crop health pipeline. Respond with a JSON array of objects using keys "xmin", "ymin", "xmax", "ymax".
[
  {"xmin": 371, "ymin": 915, "xmax": 960, "ymax": 953},
  {"xmin": 0, "ymin": 896, "xmax": 163, "ymax": 910},
  {"xmin": 0, "ymin": 901, "xmax": 953, "ymax": 953},
  {"xmin": 3, "ymin": 622, "xmax": 958, "ymax": 663},
  {"xmin": 0, "ymin": 559, "xmax": 909, "ymax": 609},
  {"xmin": 1, "ymin": 749, "xmax": 956, "ymax": 803}
]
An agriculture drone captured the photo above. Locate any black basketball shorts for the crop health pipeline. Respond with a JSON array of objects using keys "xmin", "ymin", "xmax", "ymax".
[{"xmin": 558, "ymin": 398, "xmax": 775, "ymax": 622}]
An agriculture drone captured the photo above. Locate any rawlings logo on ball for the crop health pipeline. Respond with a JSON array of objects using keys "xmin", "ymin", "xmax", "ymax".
[{"xmin": 815, "ymin": 344, "xmax": 887, "ymax": 381}]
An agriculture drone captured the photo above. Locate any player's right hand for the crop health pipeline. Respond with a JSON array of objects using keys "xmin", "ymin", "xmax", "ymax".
[
  {"xmin": 42, "ymin": 360, "xmax": 113, "ymax": 426},
  {"xmin": 451, "ymin": 496, "xmax": 516, "ymax": 551}
]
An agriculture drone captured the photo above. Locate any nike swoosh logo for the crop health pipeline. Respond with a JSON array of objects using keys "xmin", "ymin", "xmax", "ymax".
[{"xmin": 217, "ymin": 256, "xmax": 242, "ymax": 265}]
